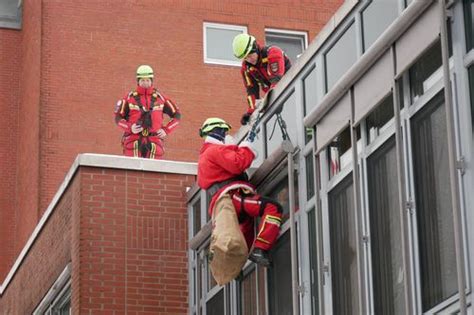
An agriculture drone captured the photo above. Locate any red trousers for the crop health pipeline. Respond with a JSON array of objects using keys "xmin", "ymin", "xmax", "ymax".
[
  {"xmin": 230, "ymin": 190, "xmax": 282, "ymax": 251},
  {"xmin": 122, "ymin": 135, "xmax": 164, "ymax": 159}
]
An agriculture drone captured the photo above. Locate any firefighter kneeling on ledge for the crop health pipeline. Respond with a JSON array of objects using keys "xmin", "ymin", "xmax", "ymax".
[{"xmin": 197, "ymin": 117, "xmax": 283, "ymax": 284}]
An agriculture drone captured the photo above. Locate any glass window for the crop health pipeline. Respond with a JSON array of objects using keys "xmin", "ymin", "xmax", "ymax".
[
  {"xmin": 0, "ymin": 0, "xmax": 21, "ymax": 29},
  {"xmin": 409, "ymin": 41, "xmax": 442, "ymax": 103},
  {"xmin": 303, "ymin": 65, "xmax": 318, "ymax": 117},
  {"xmin": 267, "ymin": 175, "xmax": 299, "ymax": 223},
  {"xmin": 327, "ymin": 126, "xmax": 360, "ymax": 179},
  {"xmin": 361, "ymin": 0, "xmax": 399, "ymax": 51},
  {"xmin": 468, "ymin": 66, "xmax": 474, "ymax": 129},
  {"xmin": 464, "ymin": 0, "xmax": 474, "ymax": 51},
  {"xmin": 325, "ymin": 23, "xmax": 358, "ymax": 91},
  {"xmin": 411, "ymin": 92, "xmax": 457, "ymax": 311},
  {"xmin": 367, "ymin": 136, "xmax": 405, "ymax": 314},
  {"xmin": 240, "ymin": 267, "xmax": 257, "ymax": 315},
  {"xmin": 265, "ymin": 29, "xmax": 307, "ymax": 63},
  {"xmin": 268, "ymin": 231, "xmax": 293, "ymax": 315},
  {"xmin": 203, "ymin": 22, "xmax": 246, "ymax": 66},
  {"xmin": 206, "ymin": 289, "xmax": 225, "ymax": 315},
  {"xmin": 306, "ymin": 154, "xmax": 315, "ymax": 200},
  {"xmin": 328, "ymin": 174, "xmax": 359, "ymax": 314},
  {"xmin": 193, "ymin": 199, "xmax": 202, "ymax": 236},
  {"xmin": 265, "ymin": 92, "xmax": 297, "ymax": 155},
  {"xmin": 365, "ymin": 93, "xmax": 394, "ymax": 144},
  {"xmin": 308, "ymin": 207, "xmax": 319, "ymax": 314}
]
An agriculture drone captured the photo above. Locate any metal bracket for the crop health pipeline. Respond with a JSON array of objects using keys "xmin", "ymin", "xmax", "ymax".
[
  {"xmin": 297, "ymin": 284, "xmax": 307, "ymax": 297},
  {"xmin": 362, "ymin": 235, "xmax": 370, "ymax": 243},
  {"xmin": 456, "ymin": 156, "xmax": 466, "ymax": 176},
  {"xmin": 405, "ymin": 199, "xmax": 415, "ymax": 214}
]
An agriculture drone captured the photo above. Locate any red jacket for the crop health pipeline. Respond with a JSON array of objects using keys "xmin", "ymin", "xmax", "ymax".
[
  {"xmin": 197, "ymin": 138, "xmax": 255, "ymax": 190},
  {"xmin": 114, "ymin": 85, "xmax": 181, "ymax": 136},
  {"xmin": 241, "ymin": 45, "xmax": 291, "ymax": 114}
]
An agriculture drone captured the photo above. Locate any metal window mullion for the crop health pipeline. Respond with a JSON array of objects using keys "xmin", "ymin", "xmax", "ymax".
[
  {"xmin": 312, "ymin": 131, "xmax": 326, "ymax": 314},
  {"xmin": 350, "ymin": 87, "xmax": 367, "ymax": 315},
  {"xmin": 440, "ymin": 1, "xmax": 468, "ymax": 313},
  {"xmin": 391, "ymin": 45, "xmax": 415, "ymax": 314},
  {"xmin": 288, "ymin": 150, "xmax": 300, "ymax": 315}
]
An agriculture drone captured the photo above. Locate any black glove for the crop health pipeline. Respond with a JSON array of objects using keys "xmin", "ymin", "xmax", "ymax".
[{"xmin": 240, "ymin": 112, "xmax": 251, "ymax": 125}]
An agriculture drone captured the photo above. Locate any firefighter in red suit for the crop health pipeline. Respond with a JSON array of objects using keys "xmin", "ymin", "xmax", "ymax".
[
  {"xmin": 114, "ymin": 65, "xmax": 181, "ymax": 159},
  {"xmin": 232, "ymin": 33, "xmax": 291, "ymax": 125},
  {"xmin": 197, "ymin": 118, "xmax": 283, "ymax": 267}
]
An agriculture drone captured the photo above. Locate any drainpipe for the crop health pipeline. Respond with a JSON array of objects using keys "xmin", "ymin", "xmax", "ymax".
[{"xmin": 439, "ymin": 0, "xmax": 467, "ymax": 313}]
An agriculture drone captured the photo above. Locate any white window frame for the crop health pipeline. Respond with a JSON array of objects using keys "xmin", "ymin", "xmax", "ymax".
[
  {"xmin": 0, "ymin": 0, "xmax": 22, "ymax": 29},
  {"xmin": 33, "ymin": 263, "xmax": 72, "ymax": 315},
  {"xmin": 264, "ymin": 28, "xmax": 309, "ymax": 58},
  {"xmin": 203, "ymin": 22, "xmax": 247, "ymax": 67}
]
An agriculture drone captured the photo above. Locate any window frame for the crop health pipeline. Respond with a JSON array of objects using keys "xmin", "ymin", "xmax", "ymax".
[
  {"xmin": 264, "ymin": 28, "xmax": 308, "ymax": 60},
  {"xmin": 0, "ymin": 0, "xmax": 22, "ymax": 29},
  {"xmin": 203, "ymin": 22, "xmax": 247, "ymax": 67}
]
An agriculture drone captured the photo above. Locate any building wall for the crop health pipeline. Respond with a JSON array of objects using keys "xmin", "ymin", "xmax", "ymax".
[
  {"xmin": 0, "ymin": 161, "xmax": 195, "ymax": 314},
  {"xmin": 0, "ymin": 0, "xmax": 343, "ymax": 280},
  {"xmin": 74, "ymin": 167, "xmax": 194, "ymax": 314},
  {"xmin": 0, "ymin": 28, "xmax": 20, "ymax": 281},
  {"xmin": 0, "ymin": 175, "xmax": 74, "ymax": 314}
]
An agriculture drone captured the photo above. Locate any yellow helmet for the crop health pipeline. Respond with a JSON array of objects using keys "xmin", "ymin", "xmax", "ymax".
[
  {"xmin": 232, "ymin": 33, "xmax": 256, "ymax": 59},
  {"xmin": 199, "ymin": 118, "xmax": 231, "ymax": 137},
  {"xmin": 136, "ymin": 65, "xmax": 154, "ymax": 79}
]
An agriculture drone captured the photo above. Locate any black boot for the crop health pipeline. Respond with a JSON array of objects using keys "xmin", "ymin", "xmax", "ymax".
[{"xmin": 248, "ymin": 248, "xmax": 272, "ymax": 267}]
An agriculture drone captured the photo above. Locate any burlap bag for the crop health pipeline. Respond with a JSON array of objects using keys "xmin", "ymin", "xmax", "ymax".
[{"xmin": 209, "ymin": 194, "xmax": 248, "ymax": 285}]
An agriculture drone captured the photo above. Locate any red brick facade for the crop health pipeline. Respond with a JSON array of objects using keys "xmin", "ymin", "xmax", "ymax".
[
  {"xmin": 0, "ymin": 0, "xmax": 343, "ymax": 306},
  {"xmin": 0, "ymin": 159, "xmax": 195, "ymax": 314}
]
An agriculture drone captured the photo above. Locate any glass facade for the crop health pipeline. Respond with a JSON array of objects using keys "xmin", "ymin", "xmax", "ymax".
[{"xmin": 188, "ymin": 2, "xmax": 473, "ymax": 314}]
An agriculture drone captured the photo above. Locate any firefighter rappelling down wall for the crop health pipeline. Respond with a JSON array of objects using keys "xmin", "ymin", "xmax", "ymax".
[{"xmin": 197, "ymin": 117, "xmax": 284, "ymax": 285}]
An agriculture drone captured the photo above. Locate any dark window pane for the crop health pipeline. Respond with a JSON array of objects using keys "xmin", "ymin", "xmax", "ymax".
[
  {"xmin": 325, "ymin": 23, "xmax": 357, "ymax": 91},
  {"xmin": 361, "ymin": 0, "xmax": 399, "ymax": 51},
  {"xmin": 464, "ymin": 0, "xmax": 474, "ymax": 51},
  {"xmin": 266, "ymin": 32, "xmax": 306, "ymax": 63},
  {"xmin": 467, "ymin": 66, "xmax": 474, "ymax": 130},
  {"xmin": 327, "ymin": 126, "xmax": 360, "ymax": 178},
  {"xmin": 308, "ymin": 207, "xmax": 319, "ymax": 314},
  {"xmin": 306, "ymin": 154, "xmax": 315, "ymax": 200},
  {"xmin": 367, "ymin": 136, "xmax": 405, "ymax": 314},
  {"xmin": 206, "ymin": 289, "xmax": 224, "ymax": 315},
  {"xmin": 268, "ymin": 232, "xmax": 293, "ymax": 315},
  {"xmin": 240, "ymin": 268, "xmax": 257, "ymax": 315},
  {"xmin": 411, "ymin": 92, "xmax": 457, "ymax": 311},
  {"xmin": 328, "ymin": 175, "xmax": 359, "ymax": 314},
  {"xmin": 193, "ymin": 199, "xmax": 201, "ymax": 236},
  {"xmin": 266, "ymin": 174, "xmax": 299, "ymax": 224},
  {"xmin": 366, "ymin": 94, "xmax": 394, "ymax": 144},
  {"xmin": 409, "ymin": 41, "xmax": 442, "ymax": 103}
]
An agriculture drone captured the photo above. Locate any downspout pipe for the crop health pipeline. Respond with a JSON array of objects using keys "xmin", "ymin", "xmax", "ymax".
[
  {"xmin": 303, "ymin": 0, "xmax": 433, "ymax": 128},
  {"xmin": 439, "ymin": 0, "xmax": 467, "ymax": 313}
]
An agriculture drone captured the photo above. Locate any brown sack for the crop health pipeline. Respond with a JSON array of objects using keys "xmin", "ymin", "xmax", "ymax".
[{"xmin": 209, "ymin": 194, "xmax": 249, "ymax": 285}]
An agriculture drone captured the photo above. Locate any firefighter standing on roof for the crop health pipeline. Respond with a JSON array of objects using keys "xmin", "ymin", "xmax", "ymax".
[
  {"xmin": 197, "ymin": 118, "xmax": 283, "ymax": 267},
  {"xmin": 233, "ymin": 33, "xmax": 291, "ymax": 125},
  {"xmin": 114, "ymin": 65, "xmax": 181, "ymax": 159}
]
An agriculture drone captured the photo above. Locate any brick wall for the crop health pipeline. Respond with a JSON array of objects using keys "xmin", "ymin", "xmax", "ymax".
[
  {"xmin": 74, "ymin": 167, "xmax": 194, "ymax": 314},
  {"xmin": 0, "ymin": 0, "xmax": 343, "ymax": 284},
  {"xmin": 0, "ymin": 27, "xmax": 20, "ymax": 281},
  {"xmin": 0, "ymin": 175, "xmax": 75, "ymax": 314},
  {"xmin": 1, "ymin": 161, "xmax": 195, "ymax": 314}
]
